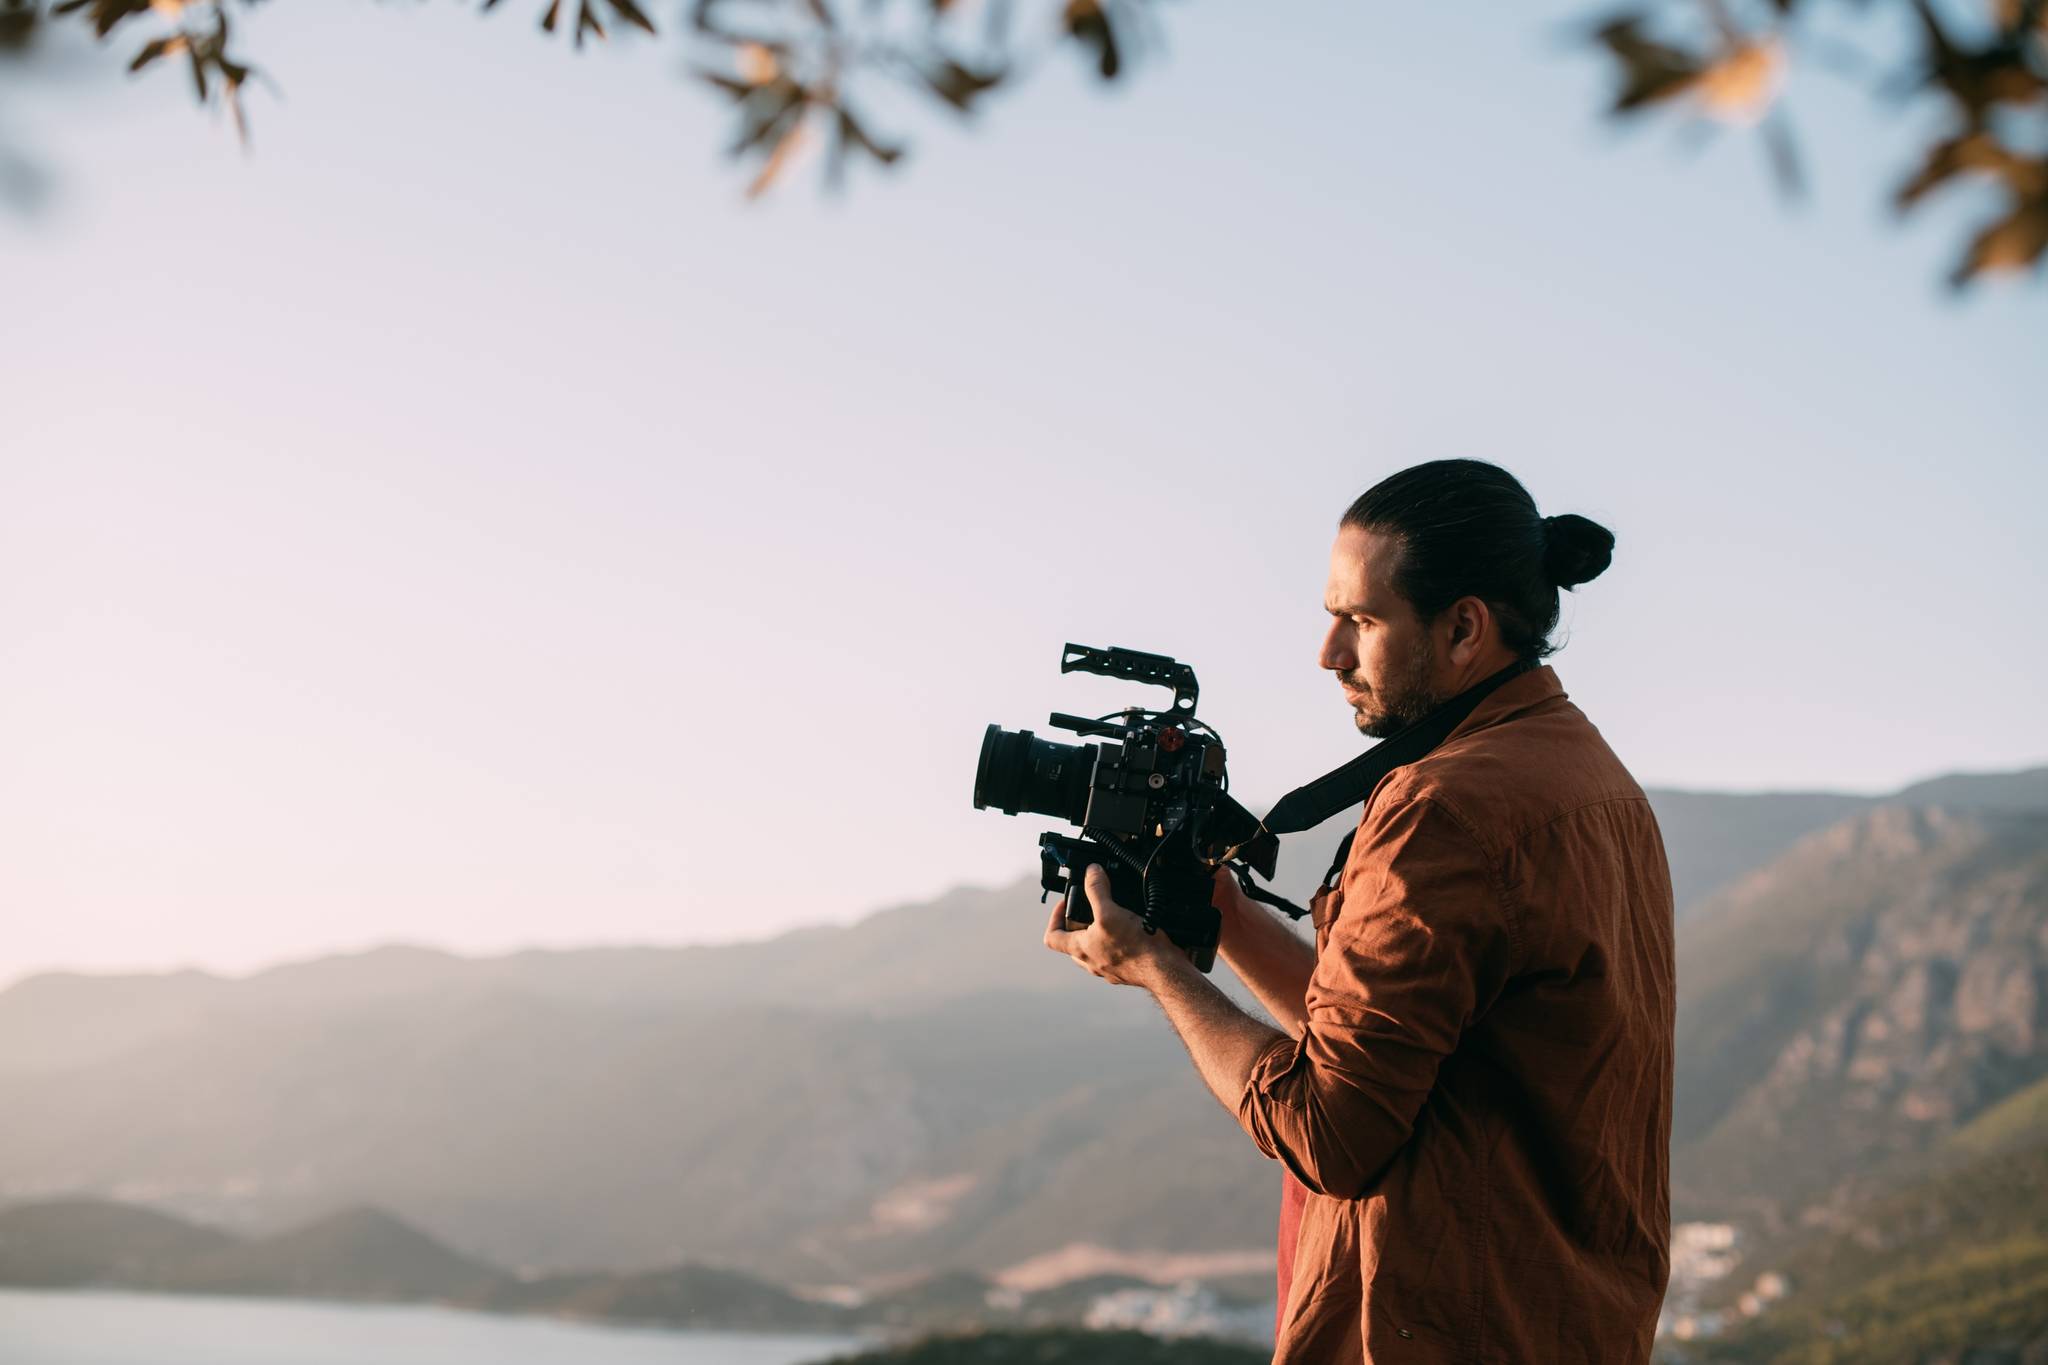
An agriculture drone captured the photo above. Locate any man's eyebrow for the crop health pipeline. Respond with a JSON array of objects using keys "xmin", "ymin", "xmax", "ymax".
[{"xmin": 1326, "ymin": 602, "xmax": 1376, "ymax": 617}]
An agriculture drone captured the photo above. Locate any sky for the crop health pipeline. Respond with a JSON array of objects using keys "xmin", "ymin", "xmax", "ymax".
[{"xmin": 1, "ymin": 0, "xmax": 2042, "ymax": 986}]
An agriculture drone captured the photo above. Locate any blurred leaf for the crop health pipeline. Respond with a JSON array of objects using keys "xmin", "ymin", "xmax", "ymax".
[
  {"xmin": 50, "ymin": 0, "xmax": 153, "ymax": 40},
  {"xmin": 1896, "ymin": 130, "xmax": 2013, "ymax": 209},
  {"xmin": 126, "ymin": 33, "xmax": 185, "ymax": 71},
  {"xmin": 837, "ymin": 104, "xmax": 901, "ymax": 164},
  {"xmin": 736, "ymin": 40, "xmax": 778, "ymax": 83},
  {"xmin": 1760, "ymin": 109, "xmax": 1804, "ymax": 198},
  {"xmin": 1953, "ymin": 196, "xmax": 2048, "ymax": 286},
  {"xmin": 1694, "ymin": 37, "xmax": 1786, "ymax": 123},
  {"xmin": 0, "ymin": 0, "xmax": 39, "ymax": 53},
  {"xmin": 920, "ymin": 58, "xmax": 1002, "ymax": 111},
  {"xmin": 1592, "ymin": 14, "xmax": 1703, "ymax": 112},
  {"xmin": 1905, "ymin": 0, "xmax": 2047, "ymax": 122},
  {"xmin": 606, "ymin": 0, "xmax": 657, "ymax": 35},
  {"xmin": 731, "ymin": 80, "xmax": 804, "ymax": 155},
  {"xmin": 693, "ymin": 67, "xmax": 757, "ymax": 100},
  {"xmin": 1063, "ymin": 0, "xmax": 1120, "ymax": 79},
  {"xmin": 746, "ymin": 104, "xmax": 810, "ymax": 197},
  {"xmin": 825, "ymin": 101, "xmax": 900, "ymax": 191}
]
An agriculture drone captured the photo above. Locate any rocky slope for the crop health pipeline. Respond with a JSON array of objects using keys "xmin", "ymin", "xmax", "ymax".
[{"xmin": 1674, "ymin": 805, "xmax": 2048, "ymax": 1221}]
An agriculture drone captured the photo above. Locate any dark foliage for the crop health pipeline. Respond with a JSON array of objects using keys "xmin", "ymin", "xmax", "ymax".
[{"xmin": 0, "ymin": 0, "xmax": 2042, "ymax": 284}]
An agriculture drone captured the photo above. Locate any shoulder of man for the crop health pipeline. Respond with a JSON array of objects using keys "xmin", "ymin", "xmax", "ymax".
[{"xmin": 1356, "ymin": 693, "xmax": 1646, "ymax": 862}]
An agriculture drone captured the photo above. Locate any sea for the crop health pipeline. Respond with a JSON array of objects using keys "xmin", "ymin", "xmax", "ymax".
[{"xmin": 0, "ymin": 1289, "xmax": 873, "ymax": 1365}]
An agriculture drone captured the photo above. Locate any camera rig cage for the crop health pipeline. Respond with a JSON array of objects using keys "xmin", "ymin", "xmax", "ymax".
[{"xmin": 974, "ymin": 643, "xmax": 1280, "ymax": 973}]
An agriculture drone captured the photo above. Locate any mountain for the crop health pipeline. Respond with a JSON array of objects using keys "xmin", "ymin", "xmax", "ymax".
[
  {"xmin": 1685, "ymin": 1132, "xmax": 2048, "ymax": 1363},
  {"xmin": 1671, "ymin": 804, "xmax": 2048, "ymax": 1219},
  {"xmin": 0, "ymin": 1197, "xmax": 237, "ymax": 1286},
  {"xmin": 0, "ymin": 1198, "xmax": 1253, "ymax": 1342},
  {"xmin": 479, "ymin": 1261, "xmax": 852, "ymax": 1331},
  {"xmin": 151, "ymin": 1205, "xmax": 505, "ymax": 1300},
  {"xmin": 0, "ymin": 1199, "xmax": 495, "ymax": 1300},
  {"xmin": 0, "ymin": 766, "xmax": 2042, "ymax": 1296},
  {"xmin": 0, "ymin": 966, "xmax": 1268, "ymax": 1280}
]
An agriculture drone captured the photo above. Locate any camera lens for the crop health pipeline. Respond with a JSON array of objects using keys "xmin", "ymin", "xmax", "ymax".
[{"xmin": 974, "ymin": 725, "xmax": 1093, "ymax": 824}]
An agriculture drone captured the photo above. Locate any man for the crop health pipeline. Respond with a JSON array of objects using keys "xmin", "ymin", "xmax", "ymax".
[{"xmin": 1043, "ymin": 459, "xmax": 1675, "ymax": 1363}]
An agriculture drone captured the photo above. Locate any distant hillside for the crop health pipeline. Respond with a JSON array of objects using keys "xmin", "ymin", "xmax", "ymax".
[
  {"xmin": 0, "ymin": 976, "xmax": 1271, "ymax": 1280},
  {"xmin": 0, "ymin": 766, "xmax": 2041, "ymax": 1293},
  {"xmin": 477, "ymin": 1260, "xmax": 851, "ymax": 1331},
  {"xmin": 1672, "ymin": 805, "xmax": 2048, "ymax": 1218},
  {"xmin": 0, "ymin": 1200, "xmax": 492, "ymax": 1297},
  {"xmin": 151, "ymin": 1205, "xmax": 505, "ymax": 1300},
  {"xmin": 0, "ymin": 1198, "xmax": 236, "ymax": 1287},
  {"xmin": 1695, "ymin": 1136, "xmax": 2048, "ymax": 1363},
  {"xmin": 1641, "ymin": 790, "xmax": 1868, "ymax": 918},
  {"xmin": 0, "ymin": 1198, "xmax": 1245, "ymax": 1340}
]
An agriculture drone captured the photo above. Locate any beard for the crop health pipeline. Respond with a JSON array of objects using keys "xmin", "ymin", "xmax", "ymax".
[{"xmin": 1340, "ymin": 635, "xmax": 1447, "ymax": 738}]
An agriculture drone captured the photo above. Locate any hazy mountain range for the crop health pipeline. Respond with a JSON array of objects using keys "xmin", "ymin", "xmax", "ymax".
[
  {"xmin": 3, "ymin": 766, "xmax": 2045, "ymax": 1355},
  {"xmin": 0, "ymin": 1197, "xmax": 1220, "ymax": 1337}
]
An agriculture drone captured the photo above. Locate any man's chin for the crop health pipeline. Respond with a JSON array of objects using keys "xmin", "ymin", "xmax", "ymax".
[
  {"xmin": 1353, "ymin": 709, "xmax": 1397, "ymax": 739},
  {"xmin": 1354, "ymin": 702, "xmax": 1436, "ymax": 738}
]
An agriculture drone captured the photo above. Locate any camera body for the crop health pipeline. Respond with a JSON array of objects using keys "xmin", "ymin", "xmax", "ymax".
[{"xmin": 974, "ymin": 644, "xmax": 1278, "ymax": 973}]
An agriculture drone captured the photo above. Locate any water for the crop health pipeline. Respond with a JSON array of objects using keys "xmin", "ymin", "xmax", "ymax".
[{"xmin": 0, "ymin": 1289, "xmax": 872, "ymax": 1365}]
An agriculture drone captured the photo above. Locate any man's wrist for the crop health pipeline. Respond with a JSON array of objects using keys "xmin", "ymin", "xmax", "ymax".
[{"xmin": 1138, "ymin": 943, "xmax": 1204, "ymax": 995}]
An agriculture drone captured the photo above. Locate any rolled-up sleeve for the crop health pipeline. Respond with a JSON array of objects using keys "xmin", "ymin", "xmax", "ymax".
[{"xmin": 1235, "ymin": 792, "xmax": 1514, "ymax": 1199}]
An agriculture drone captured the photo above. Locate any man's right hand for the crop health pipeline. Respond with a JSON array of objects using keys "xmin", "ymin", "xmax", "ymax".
[{"xmin": 1208, "ymin": 865, "xmax": 1316, "ymax": 1038}]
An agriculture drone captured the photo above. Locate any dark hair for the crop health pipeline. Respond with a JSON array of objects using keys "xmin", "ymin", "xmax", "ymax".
[{"xmin": 1340, "ymin": 459, "xmax": 1614, "ymax": 661}]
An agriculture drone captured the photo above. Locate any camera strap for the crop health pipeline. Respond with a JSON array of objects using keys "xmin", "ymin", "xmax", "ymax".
[{"xmin": 1230, "ymin": 657, "xmax": 1539, "ymax": 920}]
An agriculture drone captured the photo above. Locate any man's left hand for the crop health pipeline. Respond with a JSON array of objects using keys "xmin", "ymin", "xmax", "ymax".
[{"xmin": 1042, "ymin": 864, "xmax": 1186, "ymax": 989}]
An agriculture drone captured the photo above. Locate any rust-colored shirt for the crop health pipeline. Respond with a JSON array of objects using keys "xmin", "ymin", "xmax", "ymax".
[{"xmin": 1237, "ymin": 665, "xmax": 1674, "ymax": 1363}]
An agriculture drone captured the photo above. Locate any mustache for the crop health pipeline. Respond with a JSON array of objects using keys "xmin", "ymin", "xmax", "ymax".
[{"xmin": 1337, "ymin": 670, "xmax": 1368, "ymax": 692}]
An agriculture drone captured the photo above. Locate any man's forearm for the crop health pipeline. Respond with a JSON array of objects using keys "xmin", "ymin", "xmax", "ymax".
[
  {"xmin": 1217, "ymin": 903, "xmax": 1317, "ymax": 1037},
  {"xmin": 1141, "ymin": 954, "xmax": 1290, "ymax": 1113}
]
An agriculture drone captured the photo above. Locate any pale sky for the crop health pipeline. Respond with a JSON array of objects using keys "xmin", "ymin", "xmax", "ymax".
[{"xmin": 2, "ymin": 1, "xmax": 2042, "ymax": 986}]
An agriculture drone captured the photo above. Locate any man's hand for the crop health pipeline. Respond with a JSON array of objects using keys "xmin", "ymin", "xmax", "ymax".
[
  {"xmin": 1043, "ymin": 864, "xmax": 1288, "ymax": 1116},
  {"xmin": 1211, "ymin": 864, "xmax": 1256, "ymax": 927},
  {"xmin": 1042, "ymin": 864, "xmax": 1189, "ymax": 989}
]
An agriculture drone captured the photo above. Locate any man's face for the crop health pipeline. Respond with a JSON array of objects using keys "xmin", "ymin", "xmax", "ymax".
[{"xmin": 1319, "ymin": 524, "xmax": 1447, "ymax": 738}]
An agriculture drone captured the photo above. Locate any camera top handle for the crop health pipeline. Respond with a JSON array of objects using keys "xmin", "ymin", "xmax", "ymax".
[{"xmin": 1059, "ymin": 643, "xmax": 1200, "ymax": 715}]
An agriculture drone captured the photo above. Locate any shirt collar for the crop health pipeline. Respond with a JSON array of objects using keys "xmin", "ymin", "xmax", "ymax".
[{"xmin": 1443, "ymin": 663, "xmax": 1565, "ymax": 745}]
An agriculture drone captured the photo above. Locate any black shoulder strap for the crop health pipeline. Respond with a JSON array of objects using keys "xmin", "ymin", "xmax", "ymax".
[
  {"xmin": 1261, "ymin": 658, "xmax": 1537, "ymax": 837},
  {"xmin": 1233, "ymin": 658, "xmax": 1537, "ymax": 921}
]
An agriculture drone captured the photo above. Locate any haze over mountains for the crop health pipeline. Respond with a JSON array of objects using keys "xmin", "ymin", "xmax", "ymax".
[{"xmin": 3, "ymin": 767, "xmax": 2045, "ymax": 1332}]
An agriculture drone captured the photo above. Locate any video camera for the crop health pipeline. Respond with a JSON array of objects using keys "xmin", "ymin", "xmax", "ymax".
[{"xmin": 972, "ymin": 644, "xmax": 1279, "ymax": 973}]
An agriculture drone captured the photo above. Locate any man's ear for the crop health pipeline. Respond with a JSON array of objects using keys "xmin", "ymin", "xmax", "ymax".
[{"xmin": 1445, "ymin": 596, "xmax": 1494, "ymax": 663}]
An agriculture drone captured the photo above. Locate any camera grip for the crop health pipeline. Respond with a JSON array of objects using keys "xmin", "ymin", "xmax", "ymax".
[
  {"xmin": 1058, "ymin": 849, "xmax": 1144, "ymax": 931},
  {"xmin": 1062, "ymin": 878, "xmax": 1093, "ymax": 932}
]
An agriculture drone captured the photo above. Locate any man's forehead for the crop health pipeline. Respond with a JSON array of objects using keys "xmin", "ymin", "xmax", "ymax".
[{"xmin": 1326, "ymin": 526, "xmax": 1401, "ymax": 611}]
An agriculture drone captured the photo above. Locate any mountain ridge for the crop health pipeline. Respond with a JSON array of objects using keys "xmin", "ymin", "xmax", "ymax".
[{"xmin": 3, "ymin": 766, "xmax": 2043, "ymax": 1300}]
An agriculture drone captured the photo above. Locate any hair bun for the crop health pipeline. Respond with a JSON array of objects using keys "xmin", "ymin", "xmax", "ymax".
[{"xmin": 1541, "ymin": 513, "xmax": 1614, "ymax": 590}]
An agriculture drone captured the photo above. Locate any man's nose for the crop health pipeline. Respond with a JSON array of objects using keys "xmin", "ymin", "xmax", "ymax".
[{"xmin": 1318, "ymin": 621, "xmax": 1355, "ymax": 673}]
